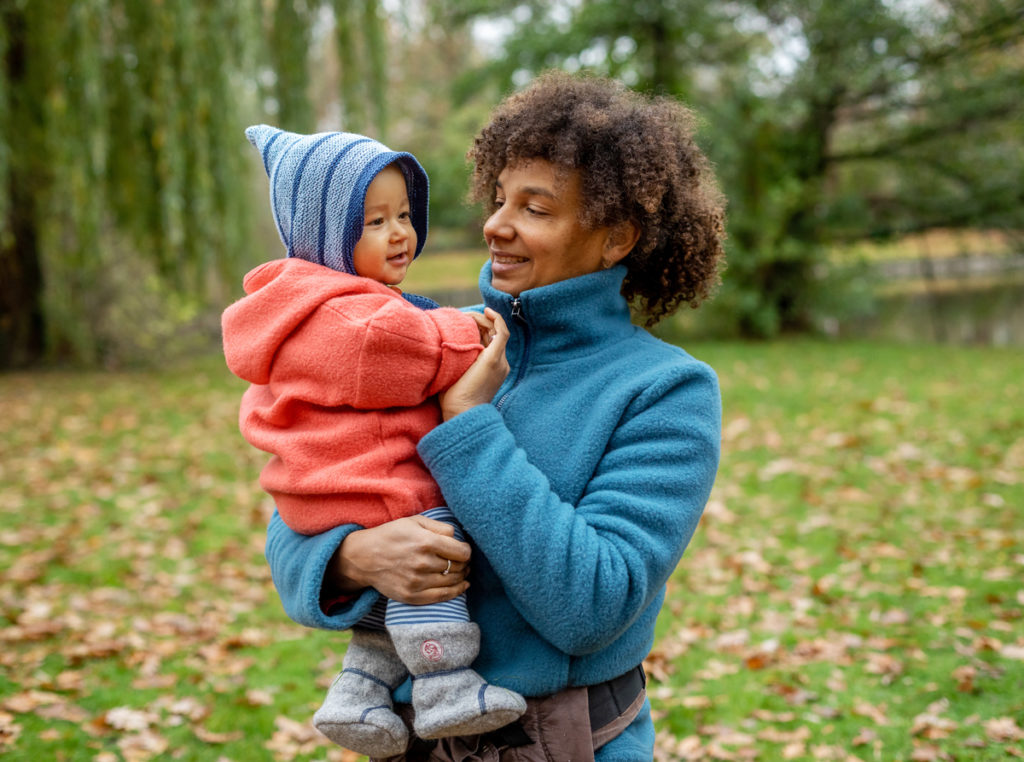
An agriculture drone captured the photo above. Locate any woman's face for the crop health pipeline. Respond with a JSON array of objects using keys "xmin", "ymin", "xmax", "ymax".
[{"xmin": 483, "ymin": 160, "xmax": 615, "ymax": 297}]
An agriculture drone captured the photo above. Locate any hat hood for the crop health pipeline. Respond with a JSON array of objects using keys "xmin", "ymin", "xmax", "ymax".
[{"xmin": 245, "ymin": 124, "xmax": 429, "ymax": 275}]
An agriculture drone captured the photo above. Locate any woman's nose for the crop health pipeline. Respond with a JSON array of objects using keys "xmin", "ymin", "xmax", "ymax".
[{"xmin": 483, "ymin": 208, "xmax": 510, "ymax": 241}]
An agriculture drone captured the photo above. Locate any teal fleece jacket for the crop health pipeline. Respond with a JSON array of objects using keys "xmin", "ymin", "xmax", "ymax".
[{"xmin": 264, "ymin": 262, "xmax": 722, "ymax": 760}]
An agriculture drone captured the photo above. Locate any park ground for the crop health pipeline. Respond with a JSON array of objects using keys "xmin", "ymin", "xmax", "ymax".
[{"xmin": 1, "ymin": 340, "xmax": 1022, "ymax": 761}]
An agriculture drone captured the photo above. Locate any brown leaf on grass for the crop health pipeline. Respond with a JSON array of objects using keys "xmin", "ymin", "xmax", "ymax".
[
  {"xmin": 863, "ymin": 652, "xmax": 904, "ymax": 683},
  {"xmin": 643, "ymin": 649, "xmax": 675, "ymax": 682},
  {"xmin": 757, "ymin": 726, "xmax": 811, "ymax": 744},
  {"xmin": 1001, "ymin": 643, "xmax": 1024, "ymax": 660},
  {"xmin": 244, "ymin": 688, "xmax": 275, "ymax": 706},
  {"xmin": 2, "ymin": 689, "xmax": 63, "ymax": 713},
  {"xmin": 769, "ymin": 681, "xmax": 818, "ymax": 706},
  {"xmin": 54, "ymin": 669, "xmax": 86, "ymax": 691},
  {"xmin": 851, "ymin": 728, "xmax": 879, "ymax": 746},
  {"xmin": 131, "ymin": 674, "xmax": 178, "ymax": 690},
  {"xmin": 0, "ymin": 711, "xmax": 21, "ymax": 748},
  {"xmin": 35, "ymin": 700, "xmax": 90, "ymax": 723},
  {"xmin": 910, "ymin": 704, "xmax": 958, "ymax": 739},
  {"xmin": 683, "ymin": 695, "xmax": 713, "ymax": 709},
  {"xmin": 221, "ymin": 627, "xmax": 272, "ymax": 649},
  {"xmin": 782, "ymin": 742, "xmax": 806, "ymax": 759},
  {"xmin": 952, "ymin": 665, "xmax": 976, "ymax": 692},
  {"xmin": 909, "ymin": 742, "xmax": 952, "ymax": 761},
  {"xmin": 118, "ymin": 729, "xmax": 169, "ymax": 762},
  {"xmin": 654, "ymin": 731, "xmax": 703, "ymax": 761},
  {"xmin": 0, "ymin": 621, "xmax": 64, "ymax": 643},
  {"xmin": 752, "ymin": 709, "xmax": 795, "ymax": 723},
  {"xmin": 266, "ymin": 715, "xmax": 332, "ymax": 760},
  {"xmin": 193, "ymin": 725, "xmax": 244, "ymax": 743},
  {"xmin": 104, "ymin": 706, "xmax": 159, "ymax": 732},
  {"xmin": 66, "ymin": 638, "xmax": 128, "ymax": 664},
  {"xmin": 985, "ymin": 717, "xmax": 1024, "ymax": 742},
  {"xmin": 851, "ymin": 699, "xmax": 890, "ymax": 726}
]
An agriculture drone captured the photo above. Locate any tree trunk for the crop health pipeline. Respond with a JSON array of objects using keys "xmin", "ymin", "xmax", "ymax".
[{"xmin": 0, "ymin": 7, "xmax": 45, "ymax": 369}]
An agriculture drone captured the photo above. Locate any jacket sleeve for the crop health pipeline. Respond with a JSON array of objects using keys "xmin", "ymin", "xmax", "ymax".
[
  {"xmin": 417, "ymin": 364, "xmax": 721, "ymax": 656},
  {"xmin": 270, "ymin": 296, "xmax": 482, "ymax": 409},
  {"xmin": 264, "ymin": 509, "xmax": 380, "ymax": 630}
]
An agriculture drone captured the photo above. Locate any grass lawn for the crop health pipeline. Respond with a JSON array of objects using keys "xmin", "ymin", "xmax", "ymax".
[{"xmin": 1, "ymin": 341, "xmax": 1021, "ymax": 761}]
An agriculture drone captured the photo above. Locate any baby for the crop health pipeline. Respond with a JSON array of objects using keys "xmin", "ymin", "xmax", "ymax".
[{"xmin": 222, "ymin": 125, "xmax": 524, "ymax": 758}]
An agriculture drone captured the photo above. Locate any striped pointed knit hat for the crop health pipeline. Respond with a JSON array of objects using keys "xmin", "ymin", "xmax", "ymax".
[{"xmin": 245, "ymin": 124, "xmax": 429, "ymax": 275}]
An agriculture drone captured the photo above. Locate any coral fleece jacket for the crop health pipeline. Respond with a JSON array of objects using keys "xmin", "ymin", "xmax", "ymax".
[{"xmin": 221, "ymin": 257, "xmax": 483, "ymax": 534}]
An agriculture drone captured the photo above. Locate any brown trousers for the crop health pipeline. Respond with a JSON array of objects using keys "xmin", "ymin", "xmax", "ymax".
[{"xmin": 373, "ymin": 683, "xmax": 646, "ymax": 762}]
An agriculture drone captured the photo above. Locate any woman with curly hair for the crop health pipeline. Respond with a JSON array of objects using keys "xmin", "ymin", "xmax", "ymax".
[{"xmin": 263, "ymin": 70, "xmax": 726, "ymax": 761}]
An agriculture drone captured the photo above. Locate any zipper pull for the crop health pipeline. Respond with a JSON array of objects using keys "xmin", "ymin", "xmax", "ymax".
[{"xmin": 510, "ymin": 297, "xmax": 523, "ymax": 321}]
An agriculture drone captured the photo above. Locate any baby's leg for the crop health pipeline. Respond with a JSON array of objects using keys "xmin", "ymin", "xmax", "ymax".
[
  {"xmin": 313, "ymin": 601, "xmax": 409, "ymax": 757},
  {"xmin": 387, "ymin": 506, "xmax": 526, "ymax": 740}
]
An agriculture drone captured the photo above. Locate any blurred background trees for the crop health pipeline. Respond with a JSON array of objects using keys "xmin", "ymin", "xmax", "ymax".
[{"xmin": 1, "ymin": 0, "xmax": 1022, "ymax": 367}]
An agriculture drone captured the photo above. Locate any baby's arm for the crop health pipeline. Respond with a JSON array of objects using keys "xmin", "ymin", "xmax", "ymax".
[{"xmin": 270, "ymin": 294, "xmax": 483, "ymax": 409}]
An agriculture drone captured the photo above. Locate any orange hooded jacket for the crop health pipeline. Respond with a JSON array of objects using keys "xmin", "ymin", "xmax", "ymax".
[{"xmin": 222, "ymin": 257, "xmax": 482, "ymax": 534}]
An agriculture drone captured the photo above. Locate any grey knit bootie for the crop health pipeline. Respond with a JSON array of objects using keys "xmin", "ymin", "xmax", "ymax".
[
  {"xmin": 389, "ymin": 621, "xmax": 527, "ymax": 740},
  {"xmin": 312, "ymin": 628, "xmax": 409, "ymax": 757}
]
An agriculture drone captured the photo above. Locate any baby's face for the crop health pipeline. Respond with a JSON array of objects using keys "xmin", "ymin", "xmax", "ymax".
[{"xmin": 352, "ymin": 164, "xmax": 417, "ymax": 285}]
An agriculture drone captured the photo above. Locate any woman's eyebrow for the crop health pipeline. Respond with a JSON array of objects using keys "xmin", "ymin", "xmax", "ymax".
[
  {"xmin": 520, "ymin": 185, "xmax": 556, "ymax": 199},
  {"xmin": 495, "ymin": 178, "xmax": 557, "ymax": 199}
]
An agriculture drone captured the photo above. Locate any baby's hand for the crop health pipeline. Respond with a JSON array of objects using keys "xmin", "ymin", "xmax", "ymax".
[{"xmin": 469, "ymin": 310, "xmax": 497, "ymax": 346}]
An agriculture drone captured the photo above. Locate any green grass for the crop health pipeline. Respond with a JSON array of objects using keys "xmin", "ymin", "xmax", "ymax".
[
  {"xmin": 1, "ymin": 341, "xmax": 1022, "ymax": 761},
  {"xmin": 401, "ymin": 248, "xmax": 487, "ymax": 298}
]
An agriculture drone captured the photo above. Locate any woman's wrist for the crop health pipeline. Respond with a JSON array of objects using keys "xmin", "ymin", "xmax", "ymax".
[{"xmin": 325, "ymin": 531, "xmax": 368, "ymax": 596}]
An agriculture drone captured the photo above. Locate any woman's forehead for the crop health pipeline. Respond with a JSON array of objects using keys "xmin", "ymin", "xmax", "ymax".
[{"xmin": 498, "ymin": 159, "xmax": 579, "ymax": 195}]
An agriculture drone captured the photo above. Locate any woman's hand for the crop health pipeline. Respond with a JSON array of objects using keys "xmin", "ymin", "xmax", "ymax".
[
  {"xmin": 439, "ymin": 308, "xmax": 510, "ymax": 420},
  {"xmin": 467, "ymin": 311, "xmax": 497, "ymax": 346},
  {"xmin": 326, "ymin": 515, "xmax": 471, "ymax": 605}
]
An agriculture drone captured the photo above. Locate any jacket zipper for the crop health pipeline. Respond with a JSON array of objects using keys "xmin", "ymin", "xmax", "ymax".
[{"xmin": 495, "ymin": 297, "xmax": 530, "ymax": 411}]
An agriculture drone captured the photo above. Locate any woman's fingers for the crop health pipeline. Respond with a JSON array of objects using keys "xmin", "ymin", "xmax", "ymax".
[
  {"xmin": 328, "ymin": 515, "xmax": 471, "ymax": 603},
  {"xmin": 439, "ymin": 311, "xmax": 510, "ymax": 420}
]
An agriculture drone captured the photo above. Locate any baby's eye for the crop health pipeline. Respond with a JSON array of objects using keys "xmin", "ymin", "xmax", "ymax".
[
  {"xmin": 367, "ymin": 216, "xmax": 385, "ymax": 226},
  {"xmin": 399, "ymin": 211, "xmax": 411, "ymax": 220}
]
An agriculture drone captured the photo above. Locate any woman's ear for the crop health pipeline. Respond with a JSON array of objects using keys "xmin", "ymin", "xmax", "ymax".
[{"xmin": 601, "ymin": 221, "xmax": 641, "ymax": 269}]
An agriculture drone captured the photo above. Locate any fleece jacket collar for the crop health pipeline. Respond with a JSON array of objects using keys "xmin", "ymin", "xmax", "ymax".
[{"xmin": 477, "ymin": 261, "xmax": 636, "ymax": 363}]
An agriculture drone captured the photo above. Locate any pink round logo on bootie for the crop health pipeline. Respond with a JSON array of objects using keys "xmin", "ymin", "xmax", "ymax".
[{"xmin": 420, "ymin": 639, "xmax": 443, "ymax": 662}]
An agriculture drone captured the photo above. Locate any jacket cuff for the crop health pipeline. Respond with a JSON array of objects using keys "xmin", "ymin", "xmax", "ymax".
[
  {"xmin": 426, "ymin": 309, "xmax": 483, "ymax": 396},
  {"xmin": 417, "ymin": 403, "xmax": 505, "ymax": 470},
  {"xmin": 265, "ymin": 511, "xmax": 381, "ymax": 630}
]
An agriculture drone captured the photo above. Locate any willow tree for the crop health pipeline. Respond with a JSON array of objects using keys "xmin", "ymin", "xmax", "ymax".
[
  {"xmin": 0, "ymin": 0, "xmax": 389, "ymax": 367},
  {"xmin": 0, "ymin": 0, "xmax": 258, "ymax": 366}
]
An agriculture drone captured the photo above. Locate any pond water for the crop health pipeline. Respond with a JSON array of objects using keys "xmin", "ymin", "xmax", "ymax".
[{"xmin": 845, "ymin": 281, "xmax": 1024, "ymax": 346}]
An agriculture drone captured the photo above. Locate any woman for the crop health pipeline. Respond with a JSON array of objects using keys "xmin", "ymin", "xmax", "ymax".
[{"xmin": 264, "ymin": 71, "xmax": 726, "ymax": 761}]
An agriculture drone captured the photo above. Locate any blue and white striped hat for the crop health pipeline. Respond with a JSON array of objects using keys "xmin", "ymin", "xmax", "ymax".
[{"xmin": 245, "ymin": 124, "xmax": 429, "ymax": 275}]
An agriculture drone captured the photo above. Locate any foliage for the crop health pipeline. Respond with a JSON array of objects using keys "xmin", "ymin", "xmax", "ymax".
[
  {"xmin": 0, "ymin": 0, "xmax": 389, "ymax": 368},
  {"xmin": 0, "ymin": 0, "xmax": 260, "ymax": 367},
  {"xmin": 3, "ymin": 1, "xmax": 1022, "ymax": 366},
  {"xmin": 437, "ymin": 0, "xmax": 1024, "ymax": 336},
  {"xmin": 1, "ymin": 342, "xmax": 1022, "ymax": 760}
]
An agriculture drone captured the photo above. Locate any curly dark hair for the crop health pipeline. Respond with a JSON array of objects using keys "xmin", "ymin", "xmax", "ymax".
[{"xmin": 468, "ymin": 71, "xmax": 726, "ymax": 325}]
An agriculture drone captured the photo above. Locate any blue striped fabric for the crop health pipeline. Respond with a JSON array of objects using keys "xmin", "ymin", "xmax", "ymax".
[{"xmin": 245, "ymin": 124, "xmax": 429, "ymax": 276}]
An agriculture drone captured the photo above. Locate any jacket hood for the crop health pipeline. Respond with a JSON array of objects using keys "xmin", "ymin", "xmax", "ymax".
[{"xmin": 222, "ymin": 258, "xmax": 393, "ymax": 384}]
